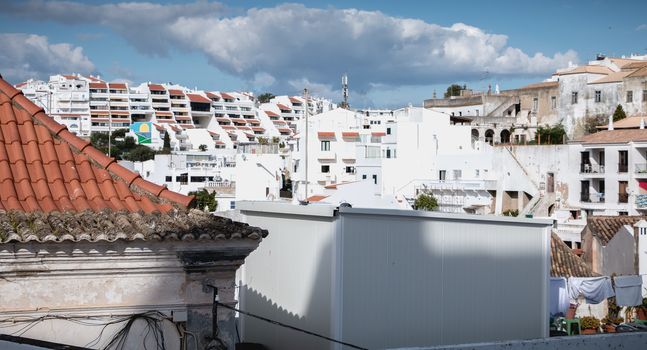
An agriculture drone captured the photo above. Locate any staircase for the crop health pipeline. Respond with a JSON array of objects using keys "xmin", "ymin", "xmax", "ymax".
[{"xmin": 486, "ymin": 96, "xmax": 520, "ymax": 118}]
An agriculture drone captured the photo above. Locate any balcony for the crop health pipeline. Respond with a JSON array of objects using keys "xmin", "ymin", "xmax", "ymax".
[
  {"xmin": 636, "ymin": 194, "xmax": 647, "ymax": 209},
  {"xmin": 580, "ymin": 164, "xmax": 605, "ymax": 174},
  {"xmin": 635, "ymin": 163, "xmax": 647, "ymax": 177},
  {"xmin": 318, "ymin": 151, "xmax": 336, "ymax": 160},
  {"xmin": 618, "ymin": 163, "xmax": 628, "ymax": 173},
  {"xmin": 619, "ymin": 193, "xmax": 629, "ymax": 203},
  {"xmin": 580, "ymin": 193, "xmax": 605, "ymax": 203}
]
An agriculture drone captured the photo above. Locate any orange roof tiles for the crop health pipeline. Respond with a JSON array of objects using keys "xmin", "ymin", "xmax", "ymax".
[
  {"xmin": 279, "ymin": 128, "xmax": 292, "ymax": 133},
  {"xmin": 148, "ymin": 84, "xmax": 166, "ymax": 92},
  {"xmin": 109, "ymin": 83, "xmax": 127, "ymax": 89},
  {"xmin": 206, "ymin": 92, "xmax": 220, "ymax": 100},
  {"xmin": 575, "ymin": 129, "xmax": 647, "ymax": 144},
  {"xmin": 168, "ymin": 89, "xmax": 185, "ymax": 96},
  {"xmin": 186, "ymin": 93, "xmax": 211, "ymax": 104},
  {"xmin": 0, "ymin": 75, "xmax": 194, "ymax": 213},
  {"xmin": 277, "ymin": 103, "xmax": 291, "ymax": 111},
  {"xmin": 220, "ymin": 92, "xmax": 235, "ymax": 100},
  {"xmin": 89, "ymin": 82, "xmax": 107, "ymax": 89},
  {"xmin": 318, "ymin": 131, "xmax": 336, "ymax": 138},
  {"xmin": 289, "ymin": 96, "xmax": 302, "ymax": 104},
  {"xmin": 251, "ymin": 127, "xmax": 265, "ymax": 132},
  {"xmin": 342, "ymin": 131, "xmax": 359, "ymax": 137},
  {"xmin": 307, "ymin": 195, "xmax": 328, "ymax": 202},
  {"xmin": 371, "ymin": 131, "xmax": 386, "ymax": 137},
  {"xmin": 264, "ymin": 110, "xmax": 279, "ymax": 117}
]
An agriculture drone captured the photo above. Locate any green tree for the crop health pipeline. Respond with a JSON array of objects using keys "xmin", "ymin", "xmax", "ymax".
[
  {"xmin": 613, "ymin": 104, "xmax": 626, "ymax": 122},
  {"xmin": 535, "ymin": 123, "xmax": 567, "ymax": 145},
  {"xmin": 188, "ymin": 189, "xmax": 218, "ymax": 212},
  {"xmin": 257, "ymin": 93, "xmax": 275, "ymax": 103},
  {"xmin": 444, "ymin": 84, "xmax": 463, "ymax": 98},
  {"xmin": 160, "ymin": 132, "xmax": 171, "ymax": 154},
  {"xmin": 198, "ymin": 144, "xmax": 208, "ymax": 151},
  {"xmin": 583, "ymin": 115, "xmax": 608, "ymax": 135},
  {"xmin": 413, "ymin": 193, "xmax": 438, "ymax": 211},
  {"xmin": 257, "ymin": 137, "xmax": 269, "ymax": 145},
  {"xmin": 123, "ymin": 145, "xmax": 156, "ymax": 162},
  {"xmin": 271, "ymin": 136, "xmax": 280, "ymax": 144}
]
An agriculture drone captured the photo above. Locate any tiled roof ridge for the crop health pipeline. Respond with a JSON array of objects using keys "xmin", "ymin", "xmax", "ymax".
[
  {"xmin": 551, "ymin": 232, "xmax": 598, "ymax": 278},
  {"xmin": 0, "ymin": 208, "xmax": 268, "ymax": 243},
  {"xmin": 0, "ymin": 75, "xmax": 194, "ymax": 211}
]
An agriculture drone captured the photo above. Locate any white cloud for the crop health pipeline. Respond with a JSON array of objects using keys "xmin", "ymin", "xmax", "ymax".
[
  {"xmin": 0, "ymin": 33, "xmax": 95, "ymax": 82},
  {"xmin": 6, "ymin": 2, "xmax": 578, "ymax": 94},
  {"xmin": 637, "ymin": 24, "xmax": 647, "ymax": 31}
]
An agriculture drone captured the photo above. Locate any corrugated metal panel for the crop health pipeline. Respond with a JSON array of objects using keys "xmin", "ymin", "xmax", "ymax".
[
  {"xmin": 339, "ymin": 210, "xmax": 549, "ymax": 348},
  {"xmin": 239, "ymin": 204, "xmax": 550, "ymax": 349}
]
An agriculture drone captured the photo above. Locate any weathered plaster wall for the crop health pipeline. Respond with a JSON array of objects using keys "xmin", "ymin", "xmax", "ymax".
[{"xmin": 0, "ymin": 240, "xmax": 258, "ymax": 350}]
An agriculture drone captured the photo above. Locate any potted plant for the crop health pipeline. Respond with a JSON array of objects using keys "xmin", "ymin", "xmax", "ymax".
[
  {"xmin": 601, "ymin": 316, "xmax": 623, "ymax": 333},
  {"xmin": 638, "ymin": 297, "xmax": 647, "ymax": 320},
  {"xmin": 580, "ymin": 316, "xmax": 600, "ymax": 334}
]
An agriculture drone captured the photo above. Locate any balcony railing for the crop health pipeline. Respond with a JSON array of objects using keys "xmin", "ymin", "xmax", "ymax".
[
  {"xmin": 580, "ymin": 164, "xmax": 605, "ymax": 174},
  {"xmin": 636, "ymin": 194, "xmax": 647, "ymax": 209},
  {"xmin": 619, "ymin": 193, "xmax": 629, "ymax": 203},
  {"xmin": 618, "ymin": 163, "xmax": 628, "ymax": 173},
  {"xmin": 635, "ymin": 163, "xmax": 647, "ymax": 174},
  {"xmin": 580, "ymin": 193, "xmax": 605, "ymax": 203}
]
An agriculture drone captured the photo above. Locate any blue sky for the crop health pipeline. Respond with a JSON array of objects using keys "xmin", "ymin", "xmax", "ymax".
[{"xmin": 1, "ymin": 0, "xmax": 646, "ymax": 108}]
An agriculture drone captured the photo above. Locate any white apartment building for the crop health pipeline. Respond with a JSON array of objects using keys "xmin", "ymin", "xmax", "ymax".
[
  {"xmin": 15, "ymin": 74, "xmax": 335, "ymax": 152},
  {"xmin": 292, "ymin": 107, "xmax": 386, "ymax": 202}
]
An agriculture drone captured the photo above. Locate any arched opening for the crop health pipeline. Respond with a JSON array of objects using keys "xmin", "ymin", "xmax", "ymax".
[
  {"xmin": 500, "ymin": 129, "xmax": 511, "ymax": 144},
  {"xmin": 485, "ymin": 129, "xmax": 494, "ymax": 145},
  {"xmin": 471, "ymin": 129, "xmax": 479, "ymax": 139}
]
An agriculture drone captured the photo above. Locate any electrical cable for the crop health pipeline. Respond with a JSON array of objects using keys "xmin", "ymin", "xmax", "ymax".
[{"xmin": 214, "ymin": 301, "xmax": 368, "ymax": 350}]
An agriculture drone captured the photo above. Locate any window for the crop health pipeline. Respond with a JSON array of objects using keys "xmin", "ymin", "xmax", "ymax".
[
  {"xmin": 321, "ymin": 165, "xmax": 330, "ymax": 173},
  {"xmin": 439, "ymin": 170, "xmax": 446, "ymax": 181},
  {"xmin": 372, "ymin": 174, "xmax": 377, "ymax": 184},
  {"xmin": 643, "ymin": 90, "xmax": 647, "ymax": 103},
  {"xmin": 476, "ymin": 110, "xmax": 479, "ymax": 116},
  {"xmin": 475, "ymin": 169, "xmax": 480, "ymax": 177},
  {"xmin": 386, "ymin": 149, "xmax": 391, "ymax": 158},
  {"xmin": 362, "ymin": 174, "xmax": 367, "ymax": 179},
  {"xmin": 453, "ymin": 169, "xmax": 462, "ymax": 180},
  {"xmin": 627, "ymin": 90, "xmax": 633, "ymax": 103},
  {"xmin": 165, "ymin": 176, "xmax": 172, "ymax": 182},
  {"xmin": 230, "ymin": 201, "xmax": 236, "ymax": 209},
  {"xmin": 594, "ymin": 90, "xmax": 601, "ymax": 103},
  {"xmin": 386, "ymin": 127, "xmax": 391, "ymax": 135},
  {"xmin": 619, "ymin": 150, "xmax": 628, "ymax": 172},
  {"xmin": 321, "ymin": 140, "xmax": 330, "ymax": 151},
  {"xmin": 571, "ymin": 92, "xmax": 578, "ymax": 104},
  {"xmin": 345, "ymin": 166, "xmax": 355, "ymax": 174},
  {"xmin": 532, "ymin": 97, "xmax": 538, "ymax": 111},
  {"xmin": 640, "ymin": 227, "xmax": 647, "ymax": 235}
]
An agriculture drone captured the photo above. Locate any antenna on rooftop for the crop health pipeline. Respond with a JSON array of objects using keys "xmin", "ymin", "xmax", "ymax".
[{"xmin": 341, "ymin": 73, "xmax": 349, "ymax": 109}]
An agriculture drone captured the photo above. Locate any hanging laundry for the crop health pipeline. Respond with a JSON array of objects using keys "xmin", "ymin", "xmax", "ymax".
[
  {"xmin": 550, "ymin": 277, "xmax": 569, "ymax": 316},
  {"xmin": 568, "ymin": 277, "xmax": 615, "ymax": 304},
  {"xmin": 614, "ymin": 275, "xmax": 643, "ymax": 307}
]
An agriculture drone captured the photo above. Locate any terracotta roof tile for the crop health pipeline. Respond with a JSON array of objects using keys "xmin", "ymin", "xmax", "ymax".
[
  {"xmin": 586, "ymin": 216, "xmax": 646, "ymax": 246},
  {"xmin": 277, "ymin": 103, "xmax": 291, "ymax": 111},
  {"xmin": 187, "ymin": 93, "xmax": 211, "ymax": 104},
  {"xmin": 148, "ymin": 84, "xmax": 166, "ymax": 92},
  {"xmin": 574, "ymin": 129, "xmax": 647, "ymax": 144},
  {"xmin": 264, "ymin": 110, "xmax": 279, "ymax": 117},
  {"xmin": 551, "ymin": 233, "xmax": 598, "ymax": 278},
  {"xmin": 220, "ymin": 92, "xmax": 235, "ymax": 100},
  {"xmin": 89, "ymin": 82, "xmax": 107, "ymax": 89},
  {"xmin": 0, "ymin": 75, "xmax": 194, "ymax": 214},
  {"xmin": 318, "ymin": 131, "xmax": 335, "ymax": 138}
]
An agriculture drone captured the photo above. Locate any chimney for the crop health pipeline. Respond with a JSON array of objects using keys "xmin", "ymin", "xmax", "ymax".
[
  {"xmin": 608, "ymin": 115, "xmax": 614, "ymax": 130},
  {"xmin": 641, "ymin": 118, "xmax": 645, "ymax": 130}
]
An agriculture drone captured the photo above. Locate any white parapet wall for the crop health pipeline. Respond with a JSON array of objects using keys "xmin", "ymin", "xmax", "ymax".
[{"xmin": 237, "ymin": 201, "xmax": 553, "ymax": 349}]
